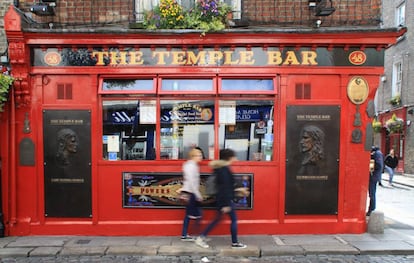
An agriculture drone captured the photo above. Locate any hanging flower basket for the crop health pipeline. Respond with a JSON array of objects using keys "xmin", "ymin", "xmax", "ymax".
[
  {"xmin": 0, "ymin": 72, "xmax": 14, "ymax": 113},
  {"xmin": 372, "ymin": 119, "xmax": 382, "ymax": 133},
  {"xmin": 385, "ymin": 113, "xmax": 404, "ymax": 134}
]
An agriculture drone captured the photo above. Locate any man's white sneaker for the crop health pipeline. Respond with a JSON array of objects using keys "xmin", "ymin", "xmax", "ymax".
[{"xmin": 195, "ymin": 236, "xmax": 209, "ymax": 248}]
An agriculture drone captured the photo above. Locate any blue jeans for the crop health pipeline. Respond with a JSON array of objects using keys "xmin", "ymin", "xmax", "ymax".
[
  {"xmin": 368, "ymin": 173, "xmax": 378, "ymax": 213},
  {"xmin": 384, "ymin": 165, "xmax": 395, "ymax": 184},
  {"xmin": 200, "ymin": 202, "xmax": 238, "ymax": 243},
  {"xmin": 181, "ymin": 194, "xmax": 201, "ymax": 237}
]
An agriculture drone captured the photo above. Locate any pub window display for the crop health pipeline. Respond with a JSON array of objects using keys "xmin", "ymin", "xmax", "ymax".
[
  {"xmin": 160, "ymin": 100, "xmax": 215, "ymax": 160},
  {"xmin": 219, "ymin": 100, "xmax": 274, "ymax": 161},
  {"xmin": 102, "ymin": 100, "xmax": 156, "ymax": 160},
  {"xmin": 101, "ymin": 77, "xmax": 275, "ymax": 161}
]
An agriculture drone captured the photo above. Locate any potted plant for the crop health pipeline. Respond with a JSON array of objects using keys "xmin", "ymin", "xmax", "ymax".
[
  {"xmin": 372, "ymin": 119, "xmax": 382, "ymax": 133},
  {"xmin": 0, "ymin": 71, "xmax": 14, "ymax": 113},
  {"xmin": 385, "ymin": 113, "xmax": 404, "ymax": 134},
  {"xmin": 389, "ymin": 94, "xmax": 401, "ymax": 107}
]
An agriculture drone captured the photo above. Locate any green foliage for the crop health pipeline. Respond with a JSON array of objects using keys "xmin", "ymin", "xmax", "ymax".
[
  {"xmin": 389, "ymin": 94, "xmax": 401, "ymax": 106},
  {"xmin": 0, "ymin": 73, "xmax": 14, "ymax": 112},
  {"xmin": 372, "ymin": 119, "xmax": 382, "ymax": 133},
  {"xmin": 144, "ymin": 0, "xmax": 232, "ymax": 34}
]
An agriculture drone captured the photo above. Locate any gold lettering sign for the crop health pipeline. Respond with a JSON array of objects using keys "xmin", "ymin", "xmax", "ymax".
[
  {"xmin": 88, "ymin": 50, "xmax": 318, "ymax": 66},
  {"xmin": 347, "ymin": 76, "xmax": 369, "ymax": 105}
]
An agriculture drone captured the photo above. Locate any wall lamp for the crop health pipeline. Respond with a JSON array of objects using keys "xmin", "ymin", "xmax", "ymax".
[
  {"xmin": 30, "ymin": 0, "xmax": 56, "ymax": 16},
  {"xmin": 309, "ymin": 0, "xmax": 336, "ymax": 17}
]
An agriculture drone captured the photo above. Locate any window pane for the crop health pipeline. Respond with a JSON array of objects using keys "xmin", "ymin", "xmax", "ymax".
[
  {"xmin": 102, "ymin": 79, "xmax": 153, "ymax": 92},
  {"xmin": 397, "ymin": 3, "xmax": 405, "ymax": 26},
  {"xmin": 222, "ymin": 79, "xmax": 274, "ymax": 91},
  {"xmin": 161, "ymin": 79, "xmax": 213, "ymax": 92},
  {"xmin": 160, "ymin": 100, "xmax": 215, "ymax": 159},
  {"xmin": 219, "ymin": 100, "xmax": 274, "ymax": 161},
  {"xmin": 103, "ymin": 100, "xmax": 156, "ymax": 160}
]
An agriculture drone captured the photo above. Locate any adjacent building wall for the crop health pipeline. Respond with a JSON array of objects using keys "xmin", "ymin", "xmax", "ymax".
[
  {"xmin": 0, "ymin": 1, "xmax": 13, "ymax": 55},
  {"xmin": 381, "ymin": 0, "xmax": 413, "ymax": 174}
]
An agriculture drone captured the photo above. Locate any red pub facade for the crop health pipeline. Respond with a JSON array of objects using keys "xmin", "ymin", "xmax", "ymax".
[{"xmin": 1, "ymin": 5, "xmax": 406, "ymax": 236}]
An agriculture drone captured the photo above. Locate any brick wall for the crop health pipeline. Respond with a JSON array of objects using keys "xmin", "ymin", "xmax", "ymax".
[
  {"xmin": 9, "ymin": 0, "xmax": 381, "ymax": 28},
  {"xmin": 244, "ymin": 0, "xmax": 382, "ymax": 26}
]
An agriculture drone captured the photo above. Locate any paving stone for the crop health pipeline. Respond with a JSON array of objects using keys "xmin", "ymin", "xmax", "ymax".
[
  {"xmin": 29, "ymin": 246, "xmax": 61, "ymax": 257},
  {"xmin": 352, "ymin": 240, "xmax": 414, "ymax": 255},
  {"xmin": 137, "ymin": 236, "xmax": 173, "ymax": 246},
  {"xmin": 0, "ymin": 247, "xmax": 32, "ymax": 257},
  {"xmin": 7, "ymin": 236, "xmax": 67, "ymax": 247},
  {"xmin": 106, "ymin": 245, "xmax": 157, "ymax": 256},
  {"xmin": 59, "ymin": 246, "xmax": 106, "ymax": 256},
  {"xmin": 279, "ymin": 235, "xmax": 341, "ymax": 245},
  {"xmin": 0, "ymin": 237, "xmax": 18, "ymax": 248},
  {"xmin": 64, "ymin": 236, "xmax": 137, "ymax": 247},
  {"xmin": 261, "ymin": 244, "xmax": 304, "ymax": 256},
  {"xmin": 301, "ymin": 243, "xmax": 360, "ymax": 255},
  {"xmin": 217, "ymin": 245, "xmax": 260, "ymax": 257},
  {"xmin": 158, "ymin": 244, "xmax": 217, "ymax": 256}
]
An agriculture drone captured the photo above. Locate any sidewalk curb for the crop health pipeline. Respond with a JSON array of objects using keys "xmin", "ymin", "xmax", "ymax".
[{"xmin": 1, "ymin": 232, "xmax": 414, "ymax": 258}]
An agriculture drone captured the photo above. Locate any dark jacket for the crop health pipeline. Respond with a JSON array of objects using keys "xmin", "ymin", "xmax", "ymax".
[
  {"xmin": 384, "ymin": 154, "xmax": 399, "ymax": 169},
  {"xmin": 371, "ymin": 149, "xmax": 384, "ymax": 180},
  {"xmin": 209, "ymin": 160, "xmax": 234, "ymax": 208}
]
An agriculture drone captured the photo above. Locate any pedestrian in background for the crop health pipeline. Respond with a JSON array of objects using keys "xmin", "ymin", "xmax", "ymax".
[
  {"xmin": 195, "ymin": 148, "xmax": 248, "ymax": 249},
  {"xmin": 180, "ymin": 148, "xmax": 204, "ymax": 241},
  {"xmin": 384, "ymin": 148, "xmax": 399, "ymax": 186},
  {"xmin": 367, "ymin": 146, "xmax": 384, "ymax": 216}
]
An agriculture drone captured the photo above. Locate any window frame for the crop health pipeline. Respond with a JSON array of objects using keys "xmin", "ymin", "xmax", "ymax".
[
  {"xmin": 158, "ymin": 76, "xmax": 217, "ymax": 94},
  {"xmin": 99, "ymin": 75, "xmax": 157, "ymax": 95},
  {"xmin": 218, "ymin": 75, "xmax": 278, "ymax": 95},
  {"xmin": 99, "ymin": 75, "xmax": 278, "ymax": 162},
  {"xmin": 392, "ymin": 61, "xmax": 402, "ymax": 97},
  {"xmin": 396, "ymin": 2, "xmax": 406, "ymax": 26}
]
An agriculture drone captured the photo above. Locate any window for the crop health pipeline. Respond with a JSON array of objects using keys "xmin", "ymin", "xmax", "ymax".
[
  {"xmin": 396, "ymin": 2, "xmax": 405, "ymax": 26},
  {"xmin": 160, "ymin": 79, "xmax": 214, "ymax": 93},
  {"xmin": 219, "ymin": 100, "xmax": 274, "ymax": 161},
  {"xmin": 392, "ymin": 61, "xmax": 402, "ymax": 97},
  {"xmin": 102, "ymin": 100, "xmax": 156, "ymax": 160},
  {"xmin": 101, "ymin": 79, "xmax": 154, "ymax": 93},
  {"xmin": 101, "ymin": 77, "xmax": 276, "ymax": 162},
  {"xmin": 160, "ymin": 100, "xmax": 215, "ymax": 160},
  {"xmin": 134, "ymin": 0, "xmax": 241, "ymax": 21},
  {"xmin": 221, "ymin": 79, "xmax": 274, "ymax": 92}
]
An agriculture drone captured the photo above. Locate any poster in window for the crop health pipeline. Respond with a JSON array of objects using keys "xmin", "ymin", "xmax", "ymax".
[{"xmin": 140, "ymin": 100, "xmax": 156, "ymax": 124}]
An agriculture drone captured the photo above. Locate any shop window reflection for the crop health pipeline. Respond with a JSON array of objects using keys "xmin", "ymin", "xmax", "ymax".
[
  {"xmin": 102, "ymin": 100, "xmax": 156, "ymax": 160},
  {"xmin": 219, "ymin": 100, "xmax": 274, "ymax": 161},
  {"xmin": 160, "ymin": 100, "xmax": 215, "ymax": 160}
]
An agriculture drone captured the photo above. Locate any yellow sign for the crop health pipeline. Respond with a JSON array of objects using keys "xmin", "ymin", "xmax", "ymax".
[{"xmin": 347, "ymin": 76, "xmax": 369, "ymax": 105}]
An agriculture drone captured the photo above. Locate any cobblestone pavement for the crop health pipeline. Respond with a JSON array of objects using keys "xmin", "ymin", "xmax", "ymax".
[{"xmin": 2, "ymin": 255, "xmax": 414, "ymax": 262}]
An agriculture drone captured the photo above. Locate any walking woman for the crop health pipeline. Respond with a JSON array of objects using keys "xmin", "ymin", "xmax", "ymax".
[{"xmin": 180, "ymin": 148, "xmax": 204, "ymax": 241}]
